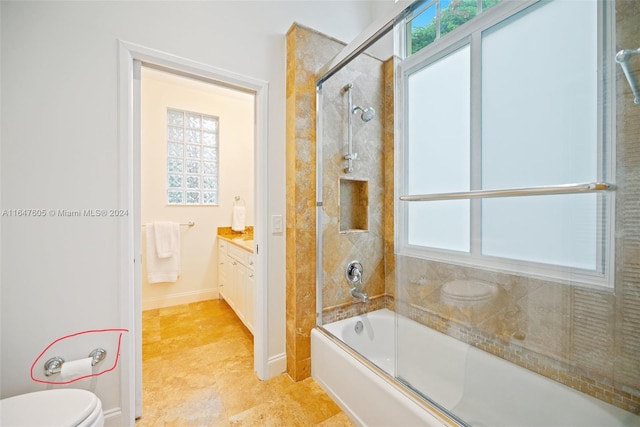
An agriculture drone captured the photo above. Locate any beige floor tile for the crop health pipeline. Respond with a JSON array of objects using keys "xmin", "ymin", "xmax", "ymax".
[
  {"xmin": 229, "ymin": 400, "xmax": 312, "ymax": 427},
  {"xmin": 137, "ymin": 299, "xmax": 351, "ymax": 427},
  {"xmin": 316, "ymin": 412, "xmax": 355, "ymax": 427}
]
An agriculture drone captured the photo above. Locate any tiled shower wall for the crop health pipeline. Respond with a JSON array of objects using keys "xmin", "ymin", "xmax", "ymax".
[
  {"xmin": 614, "ymin": 0, "xmax": 640, "ymax": 410},
  {"xmin": 287, "ymin": 2, "xmax": 640, "ymax": 413},
  {"xmin": 318, "ymin": 44, "xmax": 388, "ymax": 323},
  {"xmin": 318, "ymin": 54, "xmax": 398, "ymax": 325}
]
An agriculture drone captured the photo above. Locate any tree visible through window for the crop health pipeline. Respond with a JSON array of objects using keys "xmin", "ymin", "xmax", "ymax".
[
  {"xmin": 166, "ymin": 109, "xmax": 219, "ymax": 205},
  {"xmin": 407, "ymin": 0, "xmax": 501, "ymax": 56}
]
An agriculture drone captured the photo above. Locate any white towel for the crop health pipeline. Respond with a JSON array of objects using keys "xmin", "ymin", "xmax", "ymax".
[
  {"xmin": 146, "ymin": 222, "xmax": 181, "ymax": 283},
  {"xmin": 154, "ymin": 221, "xmax": 177, "ymax": 258},
  {"xmin": 231, "ymin": 205, "xmax": 246, "ymax": 232}
]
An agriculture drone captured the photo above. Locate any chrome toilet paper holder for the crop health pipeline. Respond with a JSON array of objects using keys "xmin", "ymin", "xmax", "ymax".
[{"xmin": 44, "ymin": 348, "xmax": 107, "ymax": 376}]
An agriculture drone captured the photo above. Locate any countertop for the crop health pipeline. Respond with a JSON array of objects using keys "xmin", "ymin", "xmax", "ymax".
[
  {"xmin": 218, "ymin": 234, "xmax": 254, "ymax": 252},
  {"xmin": 217, "ymin": 226, "xmax": 254, "ymax": 252}
]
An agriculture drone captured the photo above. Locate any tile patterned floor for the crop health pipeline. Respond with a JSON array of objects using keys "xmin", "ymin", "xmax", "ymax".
[{"xmin": 136, "ymin": 299, "xmax": 354, "ymax": 426}]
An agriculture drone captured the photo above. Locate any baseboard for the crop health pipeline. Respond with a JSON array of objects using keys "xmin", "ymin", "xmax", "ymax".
[
  {"xmin": 103, "ymin": 407, "xmax": 123, "ymax": 427},
  {"xmin": 141, "ymin": 289, "xmax": 219, "ymax": 311},
  {"xmin": 266, "ymin": 352, "xmax": 287, "ymax": 379}
]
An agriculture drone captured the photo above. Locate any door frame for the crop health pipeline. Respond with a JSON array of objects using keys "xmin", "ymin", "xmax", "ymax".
[{"xmin": 117, "ymin": 40, "xmax": 269, "ymax": 422}]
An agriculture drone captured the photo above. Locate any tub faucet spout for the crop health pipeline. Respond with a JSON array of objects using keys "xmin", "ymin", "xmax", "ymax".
[{"xmin": 350, "ymin": 287, "xmax": 369, "ymax": 303}]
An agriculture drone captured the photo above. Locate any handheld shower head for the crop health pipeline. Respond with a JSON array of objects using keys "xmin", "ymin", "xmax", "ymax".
[{"xmin": 352, "ymin": 106, "xmax": 376, "ymax": 122}]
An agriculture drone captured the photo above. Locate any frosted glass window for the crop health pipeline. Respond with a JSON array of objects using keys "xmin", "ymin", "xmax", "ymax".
[
  {"xmin": 482, "ymin": 0, "xmax": 597, "ymax": 189},
  {"xmin": 482, "ymin": 194, "xmax": 598, "ymax": 270},
  {"xmin": 481, "ymin": 0, "xmax": 598, "ymax": 269},
  {"xmin": 400, "ymin": 0, "xmax": 612, "ymax": 286},
  {"xmin": 406, "ymin": 45, "xmax": 471, "ymax": 252},
  {"xmin": 167, "ymin": 108, "xmax": 219, "ymax": 205}
]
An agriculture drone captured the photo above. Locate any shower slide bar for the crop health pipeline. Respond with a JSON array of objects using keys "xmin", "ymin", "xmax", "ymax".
[
  {"xmin": 399, "ymin": 182, "xmax": 614, "ymax": 202},
  {"xmin": 616, "ymin": 48, "xmax": 640, "ymax": 105},
  {"xmin": 344, "ymin": 83, "xmax": 356, "ymax": 174}
]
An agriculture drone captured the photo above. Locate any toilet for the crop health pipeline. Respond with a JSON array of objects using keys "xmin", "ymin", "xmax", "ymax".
[{"xmin": 0, "ymin": 389, "xmax": 104, "ymax": 427}]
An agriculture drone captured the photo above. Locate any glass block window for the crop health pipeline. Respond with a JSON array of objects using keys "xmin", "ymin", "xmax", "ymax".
[{"xmin": 166, "ymin": 109, "xmax": 219, "ymax": 205}]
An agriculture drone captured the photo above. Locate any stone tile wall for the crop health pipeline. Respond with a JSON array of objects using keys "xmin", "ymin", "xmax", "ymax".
[
  {"xmin": 285, "ymin": 23, "xmax": 344, "ymax": 381},
  {"xmin": 317, "ymin": 45, "xmax": 386, "ymax": 318}
]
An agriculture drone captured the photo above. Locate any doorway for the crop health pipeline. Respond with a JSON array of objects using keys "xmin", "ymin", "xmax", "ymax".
[
  {"xmin": 140, "ymin": 66, "xmax": 255, "ymax": 309},
  {"xmin": 118, "ymin": 42, "xmax": 270, "ymax": 422}
]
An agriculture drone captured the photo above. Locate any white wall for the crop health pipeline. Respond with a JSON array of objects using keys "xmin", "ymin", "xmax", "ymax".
[
  {"xmin": 141, "ymin": 67, "xmax": 254, "ymax": 310},
  {"xmin": 0, "ymin": 0, "xmax": 390, "ymax": 424}
]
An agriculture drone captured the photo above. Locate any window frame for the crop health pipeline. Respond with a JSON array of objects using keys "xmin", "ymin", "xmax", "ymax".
[{"xmin": 395, "ymin": 0, "xmax": 616, "ymax": 288}]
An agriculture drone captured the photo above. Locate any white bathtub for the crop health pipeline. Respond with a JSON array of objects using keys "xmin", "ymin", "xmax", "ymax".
[{"xmin": 312, "ymin": 308, "xmax": 640, "ymax": 427}]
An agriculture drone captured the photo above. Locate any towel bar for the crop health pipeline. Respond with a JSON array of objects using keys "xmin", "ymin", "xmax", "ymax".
[
  {"xmin": 142, "ymin": 221, "xmax": 194, "ymax": 227},
  {"xmin": 400, "ymin": 182, "xmax": 614, "ymax": 202}
]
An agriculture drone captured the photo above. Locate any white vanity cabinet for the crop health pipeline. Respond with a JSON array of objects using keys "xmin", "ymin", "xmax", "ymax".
[
  {"xmin": 218, "ymin": 239, "xmax": 230, "ymax": 301},
  {"xmin": 217, "ymin": 237, "xmax": 254, "ymax": 334}
]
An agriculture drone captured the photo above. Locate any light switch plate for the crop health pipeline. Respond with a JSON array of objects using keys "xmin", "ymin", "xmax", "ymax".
[{"xmin": 272, "ymin": 214, "xmax": 283, "ymax": 233}]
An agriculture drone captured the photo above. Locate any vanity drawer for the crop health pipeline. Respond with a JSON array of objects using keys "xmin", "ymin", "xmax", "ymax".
[
  {"xmin": 227, "ymin": 242, "xmax": 254, "ymax": 269},
  {"xmin": 218, "ymin": 239, "xmax": 228, "ymax": 255}
]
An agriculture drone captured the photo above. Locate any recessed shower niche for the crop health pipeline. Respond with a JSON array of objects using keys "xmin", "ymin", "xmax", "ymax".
[{"xmin": 339, "ymin": 177, "xmax": 369, "ymax": 232}]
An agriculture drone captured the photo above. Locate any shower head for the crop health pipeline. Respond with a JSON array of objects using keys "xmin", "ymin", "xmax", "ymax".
[{"xmin": 352, "ymin": 106, "xmax": 376, "ymax": 122}]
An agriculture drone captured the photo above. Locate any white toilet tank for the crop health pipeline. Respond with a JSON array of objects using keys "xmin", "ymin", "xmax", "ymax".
[{"xmin": 0, "ymin": 389, "xmax": 104, "ymax": 427}]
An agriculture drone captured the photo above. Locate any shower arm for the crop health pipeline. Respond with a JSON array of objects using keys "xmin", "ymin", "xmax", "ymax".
[
  {"xmin": 616, "ymin": 48, "xmax": 640, "ymax": 105},
  {"xmin": 344, "ymin": 83, "xmax": 356, "ymax": 173}
]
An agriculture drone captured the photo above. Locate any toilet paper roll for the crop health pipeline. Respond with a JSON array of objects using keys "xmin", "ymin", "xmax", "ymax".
[{"xmin": 60, "ymin": 357, "xmax": 93, "ymax": 380}]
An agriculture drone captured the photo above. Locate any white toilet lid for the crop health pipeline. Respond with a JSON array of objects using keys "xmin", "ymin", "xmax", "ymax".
[{"xmin": 0, "ymin": 389, "xmax": 102, "ymax": 427}]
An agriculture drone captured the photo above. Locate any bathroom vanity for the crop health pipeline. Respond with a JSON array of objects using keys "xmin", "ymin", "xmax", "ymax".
[{"xmin": 217, "ymin": 234, "xmax": 254, "ymax": 334}]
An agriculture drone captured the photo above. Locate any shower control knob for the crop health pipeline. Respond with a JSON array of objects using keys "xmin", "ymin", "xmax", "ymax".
[{"xmin": 345, "ymin": 260, "xmax": 363, "ymax": 284}]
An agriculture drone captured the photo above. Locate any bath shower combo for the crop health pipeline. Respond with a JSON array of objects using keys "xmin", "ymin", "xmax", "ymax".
[{"xmin": 312, "ymin": 0, "xmax": 640, "ymax": 426}]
